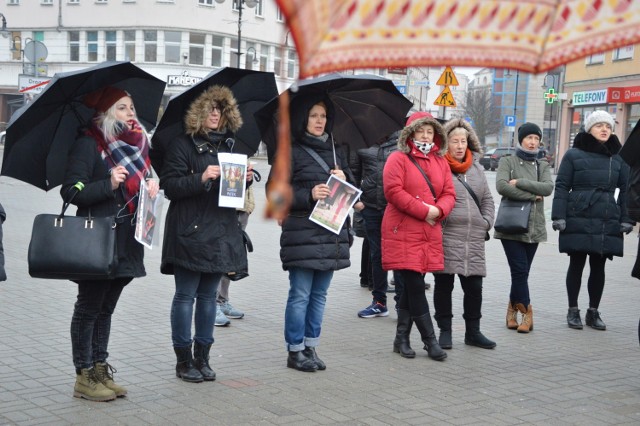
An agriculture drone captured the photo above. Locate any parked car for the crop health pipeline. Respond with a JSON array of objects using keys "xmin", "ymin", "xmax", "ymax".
[
  {"xmin": 480, "ymin": 148, "xmax": 495, "ymax": 170},
  {"xmin": 489, "ymin": 147, "xmax": 515, "ymax": 171}
]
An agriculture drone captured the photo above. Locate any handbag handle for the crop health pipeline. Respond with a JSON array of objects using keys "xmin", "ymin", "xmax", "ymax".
[
  {"xmin": 455, "ymin": 174, "xmax": 482, "ymax": 212},
  {"xmin": 59, "ymin": 183, "xmax": 94, "ymax": 224}
]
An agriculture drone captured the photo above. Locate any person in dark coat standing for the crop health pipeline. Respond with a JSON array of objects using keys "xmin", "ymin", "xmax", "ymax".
[
  {"xmin": 61, "ymin": 86, "xmax": 159, "ymax": 401},
  {"xmin": 273, "ymin": 98, "xmax": 351, "ymax": 372},
  {"xmin": 382, "ymin": 111, "xmax": 456, "ymax": 361},
  {"xmin": 552, "ymin": 110, "xmax": 633, "ymax": 331},
  {"xmin": 157, "ymin": 86, "xmax": 251, "ymax": 383},
  {"xmin": 0, "ymin": 202, "xmax": 5, "ymax": 282}
]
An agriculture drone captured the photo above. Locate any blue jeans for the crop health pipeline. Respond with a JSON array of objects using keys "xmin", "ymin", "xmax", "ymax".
[
  {"xmin": 284, "ymin": 267, "xmax": 333, "ymax": 351},
  {"xmin": 171, "ymin": 266, "xmax": 221, "ymax": 348},
  {"xmin": 500, "ymin": 239, "xmax": 538, "ymax": 306},
  {"xmin": 361, "ymin": 207, "xmax": 388, "ymax": 304},
  {"xmin": 71, "ymin": 278, "xmax": 130, "ymax": 370}
]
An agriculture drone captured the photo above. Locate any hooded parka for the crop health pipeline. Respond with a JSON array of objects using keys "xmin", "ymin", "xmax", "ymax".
[
  {"xmin": 552, "ymin": 131, "xmax": 631, "ymax": 257},
  {"xmin": 158, "ymin": 86, "xmax": 248, "ymax": 276},
  {"xmin": 381, "ymin": 113, "xmax": 456, "ymax": 273},
  {"xmin": 440, "ymin": 119, "xmax": 494, "ymax": 277}
]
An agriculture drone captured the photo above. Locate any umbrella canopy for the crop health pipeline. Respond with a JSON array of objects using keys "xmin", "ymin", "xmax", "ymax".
[
  {"xmin": 275, "ymin": 0, "xmax": 640, "ymax": 78},
  {"xmin": 254, "ymin": 73, "xmax": 413, "ymax": 163},
  {"xmin": 151, "ymin": 67, "xmax": 278, "ymax": 168},
  {"xmin": 1, "ymin": 61, "xmax": 165, "ymax": 191},
  {"xmin": 619, "ymin": 118, "xmax": 640, "ymax": 167}
]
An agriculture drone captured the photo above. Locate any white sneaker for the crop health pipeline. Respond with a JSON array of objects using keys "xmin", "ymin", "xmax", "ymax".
[
  {"xmin": 219, "ymin": 301, "xmax": 245, "ymax": 319},
  {"xmin": 214, "ymin": 306, "xmax": 230, "ymax": 327}
]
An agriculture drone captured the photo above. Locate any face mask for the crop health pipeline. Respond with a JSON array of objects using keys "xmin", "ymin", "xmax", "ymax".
[{"xmin": 413, "ymin": 140, "xmax": 434, "ymax": 155}]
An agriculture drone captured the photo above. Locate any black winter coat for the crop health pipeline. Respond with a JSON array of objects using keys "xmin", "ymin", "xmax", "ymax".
[
  {"xmin": 278, "ymin": 134, "xmax": 351, "ymax": 271},
  {"xmin": 552, "ymin": 132, "xmax": 631, "ymax": 257},
  {"xmin": 61, "ymin": 136, "xmax": 145, "ymax": 280},
  {"xmin": 0, "ymin": 202, "xmax": 5, "ymax": 281},
  {"xmin": 158, "ymin": 132, "xmax": 248, "ymax": 276}
]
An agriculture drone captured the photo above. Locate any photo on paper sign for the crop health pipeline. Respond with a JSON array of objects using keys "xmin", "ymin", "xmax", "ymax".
[
  {"xmin": 135, "ymin": 184, "xmax": 164, "ymax": 249},
  {"xmin": 218, "ymin": 152, "xmax": 248, "ymax": 209},
  {"xmin": 309, "ymin": 175, "xmax": 362, "ymax": 235}
]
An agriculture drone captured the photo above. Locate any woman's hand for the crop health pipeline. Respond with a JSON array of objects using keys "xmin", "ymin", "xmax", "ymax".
[
  {"xmin": 311, "ymin": 183, "xmax": 331, "ymax": 201},
  {"xmin": 146, "ymin": 179, "xmax": 160, "ymax": 198},
  {"xmin": 353, "ymin": 201, "xmax": 365, "ymax": 212},
  {"xmin": 424, "ymin": 203, "xmax": 439, "ymax": 225},
  {"xmin": 201, "ymin": 165, "xmax": 221, "ymax": 183},
  {"xmin": 110, "ymin": 165, "xmax": 129, "ymax": 190},
  {"xmin": 331, "ymin": 169, "xmax": 346, "ymax": 181},
  {"xmin": 508, "ymin": 179, "xmax": 518, "ymax": 186}
]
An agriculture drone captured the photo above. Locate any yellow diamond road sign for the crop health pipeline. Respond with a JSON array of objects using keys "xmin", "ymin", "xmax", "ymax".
[
  {"xmin": 434, "ymin": 86, "xmax": 456, "ymax": 107},
  {"xmin": 436, "ymin": 66, "xmax": 459, "ymax": 86}
]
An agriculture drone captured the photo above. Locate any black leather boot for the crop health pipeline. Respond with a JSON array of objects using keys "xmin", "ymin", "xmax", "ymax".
[
  {"xmin": 174, "ymin": 345, "xmax": 204, "ymax": 383},
  {"xmin": 303, "ymin": 346, "xmax": 326, "ymax": 370},
  {"xmin": 567, "ymin": 307, "xmax": 583, "ymax": 329},
  {"xmin": 193, "ymin": 341, "xmax": 216, "ymax": 381},
  {"xmin": 413, "ymin": 313, "xmax": 447, "ymax": 361},
  {"xmin": 287, "ymin": 351, "xmax": 318, "ymax": 372},
  {"xmin": 464, "ymin": 319, "xmax": 496, "ymax": 349},
  {"xmin": 393, "ymin": 309, "xmax": 416, "ymax": 358},
  {"xmin": 435, "ymin": 316, "xmax": 452, "ymax": 350},
  {"xmin": 585, "ymin": 308, "xmax": 606, "ymax": 330}
]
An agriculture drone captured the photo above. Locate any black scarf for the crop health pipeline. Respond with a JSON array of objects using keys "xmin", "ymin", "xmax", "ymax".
[
  {"xmin": 573, "ymin": 131, "xmax": 621, "ymax": 156},
  {"xmin": 516, "ymin": 144, "xmax": 538, "ymax": 162}
]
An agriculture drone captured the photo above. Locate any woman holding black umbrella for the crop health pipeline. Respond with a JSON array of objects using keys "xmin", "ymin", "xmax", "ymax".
[{"xmin": 62, "ymin": 86, "xmax": 159, "ymax": 401}]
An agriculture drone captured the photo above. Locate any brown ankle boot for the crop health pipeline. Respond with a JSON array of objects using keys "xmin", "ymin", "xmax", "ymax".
[
  {"xmin": 515, "ymin": 304, "xmax": 533, "ymax": 333},
  {"xmin": 506, "ymin": 301, "xmax": 519, "ymax": 330}
]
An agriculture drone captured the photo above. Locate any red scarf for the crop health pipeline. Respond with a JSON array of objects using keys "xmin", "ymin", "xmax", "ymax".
[
  {"xmin": 445, "ymin": 148, "xmax": 473, "ymax": 174},
  {"xmin": 87, "ymin": 121, "xmax": 150, "ymax": 213}
]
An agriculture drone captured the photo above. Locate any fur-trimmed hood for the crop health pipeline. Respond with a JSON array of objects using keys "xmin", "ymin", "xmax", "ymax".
[
  {"xmin": 443, "ymin": 118, "xmax": 483, "ymax": 155},
  {"xmin": 184, "ymin": 85, "xmax": 243, "ymax": 137},
  {"xmin": 397, "ymin": 113, "xmax": 447, "ymax": 155}
]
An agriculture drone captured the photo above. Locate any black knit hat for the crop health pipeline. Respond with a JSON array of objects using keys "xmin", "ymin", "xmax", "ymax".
[{"xmin": 517, "ymin": 122, "xmax": 542, "ymax": 144}]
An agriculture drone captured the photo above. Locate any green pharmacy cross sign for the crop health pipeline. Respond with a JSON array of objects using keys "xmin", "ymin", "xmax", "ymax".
[{"xmin": 544, "ymin": 88, "xmax": 558, "ymax": 104}]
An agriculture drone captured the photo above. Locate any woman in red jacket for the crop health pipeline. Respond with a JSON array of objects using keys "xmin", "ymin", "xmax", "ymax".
[{"xmin": 382, "ymin": 112, "xmax": 456, "ymax": 361}]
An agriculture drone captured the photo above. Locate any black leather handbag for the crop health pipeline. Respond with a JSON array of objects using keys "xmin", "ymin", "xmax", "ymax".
[
  {"xmin": 28, "ymin": 194, "xmax": 118, "ymax": 280},
  {"xmin": 494, "ymin": 199, "xmax": 532, "ymax": 234}
]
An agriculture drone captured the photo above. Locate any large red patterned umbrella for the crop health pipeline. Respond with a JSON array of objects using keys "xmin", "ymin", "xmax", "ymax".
[{"xmin": 275, "ymin": 0, "xmax": 640, "ymax": 78}]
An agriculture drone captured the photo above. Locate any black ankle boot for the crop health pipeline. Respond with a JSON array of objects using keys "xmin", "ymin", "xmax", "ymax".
[
  {"xmin": 464, "ymin": 319, "xmax": 496, "ymax": 349},
  {"xmin": 567, "ymin": 307, "xmax": 583, "ymax": 329},
  {"xmin": 174, "ymin": 345, "xmax": 204, "ymax": 383},
  {"xmin": 413, "ymin": 313, "xmax": 447, "ymax": 361},
  {"xmin": 393, "ymin": 309, "xmax": 416, "ymax": 358},
  {"xmin": 302, "ymin": 347, "xmax": 326, "ymax": 370},
  {"xmin": 585, "ymin": 308, "xmax": 606, "ymax": 330},
  {"xmin": 435, "ymin": 317, "xmax": 452, "ymax": 350},
  {"xmin": 287, "ymin": 351, "xmax": 318, "ymax": 372},
  {"xmin": 193, "ymin": 341, "xmax": 216, "ymax": 381}
]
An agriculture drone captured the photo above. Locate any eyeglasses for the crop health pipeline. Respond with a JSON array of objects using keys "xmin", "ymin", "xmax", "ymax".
[{"xmin": 209, "ymin": 105, "xmax": 222, "ymax": 113}]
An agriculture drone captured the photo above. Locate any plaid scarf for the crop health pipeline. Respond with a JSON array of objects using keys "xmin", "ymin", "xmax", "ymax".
[{"xmin": 87, "ymin": 120, "xmax": 150, "ymax": 213}]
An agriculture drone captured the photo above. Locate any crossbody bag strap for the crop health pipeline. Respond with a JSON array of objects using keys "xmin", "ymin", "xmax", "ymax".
[
  {"xmin": 455, "ymin": 174, "xmax": 482, "ymax": 212},
  {"xmin": 300, "ymin": 144, "xmax": 331, "ymax": 174},
  {"xmin": 407, "ymin": 154, "xmax": 437, "ymax": 202}
]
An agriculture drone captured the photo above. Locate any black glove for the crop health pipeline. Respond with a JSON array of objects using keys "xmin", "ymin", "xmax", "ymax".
[
  {"xmin": 621, "ymin": 223, "xmax": 634, "ymax": 234},
  {"xmin": 552, "ymin": 219, "xmax": 566, "ymax": 231}
]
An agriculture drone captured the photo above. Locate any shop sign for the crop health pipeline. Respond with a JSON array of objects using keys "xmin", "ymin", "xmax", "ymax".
[
  {"xmin": 608, "ymin": 86, "xmax": 640, "ymax": 103},
  {"xmin": 167, "ymin": 71, "xmax": 203, "ymax": 87},
  {"xmin": 572, "ymin": 89, "xmax": 607, "ymax": 106}
]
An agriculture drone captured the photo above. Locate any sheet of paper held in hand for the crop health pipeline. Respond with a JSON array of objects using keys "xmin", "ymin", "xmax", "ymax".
[
  {"xmin": 135, "ymin": 184, "xmax": 164, "ymax": 249},
  {"xmin": 309, "ymin": 174, "xmax": 362, "ymax": 235},
  {"xmin": 218, "ymin": 152, "xmax": 248, "ymax": 209}
]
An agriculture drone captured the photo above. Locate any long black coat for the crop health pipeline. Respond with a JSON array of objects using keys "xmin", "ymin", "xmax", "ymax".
[
  {"xmin": 277, "ymin": 133, "xmax": 351, "ymax": 271},
  {"xmin": 158, "ymin": 132, "xmax": 248, "ymax": 275},
  {"xmin": 552, "ymin": 132, "xmax": 631, "ymax": 257},
  {"xmin": 61, "ymin": 136, "xmax": 145, "ymax": 280}
]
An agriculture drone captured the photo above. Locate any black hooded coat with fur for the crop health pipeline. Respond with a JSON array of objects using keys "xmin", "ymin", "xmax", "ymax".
[{"xmin": 158, "ymin": 86, "xmax": 248, "ymax": 276}]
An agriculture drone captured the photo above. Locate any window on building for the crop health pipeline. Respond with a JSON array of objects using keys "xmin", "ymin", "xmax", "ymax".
[
  {"xmin": 69, "ymin": 31, "xmax": 80, "ymax": 62},
  {"xmin": 10, "ymin": 32, "xmax": 21, "ymax": 61},
  {"xmin": 189, "ymin": 32, "xmax": 205, "ymax": 65},
  {"xmin": 259, "ymin": 48, "xmax": 268, "ymax": 72},
  {"xmin": 8, "ymin": 0, "xmax": 20, "ymax": 4},
  {"xmin": 87, "ymin": 31, "xmax": 98, "ymax": 62},
  {"xmin": 211, "ymin": 35, "xmax": 223, "ymax": 67},
  {"xmin": 68, "ymin": 0, "xmax": 79, "ymax": 3},
  {"xmin": 273, "ymin": 49, "xmax": 281, "ymax": 77},
  {"xmin": 124, "ymin": 30, "xmax": 136, "ymax": 61},
  {"xmin": 614, "ymin": 45, "xmax": 634, "ymax": 61},
  {"xmin": 276, "ymin": 6, "xmax": 284, "ymax": 21},
  {"xmin": 286, "ymin": 49, "xmax": 296, "ymax": 79},
  {"xmin": 105, "ymin": 30, "xmax": 116, "ymax": 61},
  {"xmin": 254, "ymin": 0, "xmax": 263, "ymax": 16},
  {"xmin": 585, "ymin": 52, "xmax": 605, "ymax": 65},
  {"xmin": 96, "ymin": 0, "xmax": 108, "ymax": 3},
  {"xmin": 144, "ymin": 30, "xmax": 157, "ymax": 62},
  {"xmin": 198, "ymin": 0, "xmax": 213, "ymax": 4},
  {"xmin": 41, "ymin": 0, "xmax": 53, "ymax": 4},
  {"xmin": 165, "ymin": 31, "xmax": 181, "ymax": 63}
]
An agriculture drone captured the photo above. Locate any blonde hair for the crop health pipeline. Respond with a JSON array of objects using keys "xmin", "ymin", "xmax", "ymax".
[{"xmin": 92, "ymin": 96, "xmax": 147, "ymax": 141}]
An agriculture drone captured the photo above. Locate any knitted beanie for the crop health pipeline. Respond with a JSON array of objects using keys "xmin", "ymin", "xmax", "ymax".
[
  {"xmin": 517, "ymin": 122, "xmax": 542, "ymax": 144},
  {"xmin": 84, "ymin": 86, "xmax": 130, "ymax": 113},
  {"xmin": 584, "ymin": 110, "xmax": 615, "ymax": 132}
]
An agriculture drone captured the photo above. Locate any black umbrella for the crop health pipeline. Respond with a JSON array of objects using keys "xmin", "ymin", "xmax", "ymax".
[
  {"xmin": 620, "ymin": 118, "xmax": 640, "ymax": 167},
  {"xmin": 254, "ymin": 73, "xmax": 413, "ymax": 163},
  {"xmin": 1, "ymin": 61, "xmax": 165, "ymax": 191},
  {"xmin": 150, "ymin": 67, "xmax": 278, "ymax": 172}
]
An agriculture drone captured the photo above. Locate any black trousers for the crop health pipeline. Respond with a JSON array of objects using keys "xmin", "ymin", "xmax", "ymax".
[
  {"xmin": 566, "ymin": 252, "xmax": 607, "ymax": 309},
  {"xmin": 433, "ymin": 274, "xmax": 483, "ymax": 321},
  {"xmin": 396, "ymin": 270, "xmax": 429, "ymax": 317}
]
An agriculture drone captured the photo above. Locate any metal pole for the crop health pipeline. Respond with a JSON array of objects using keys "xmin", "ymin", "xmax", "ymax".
[
  {"xmin": 511, "ymin": 70, "xmax": 519, "ymax": 148},
  {"xmin": 236, "ymin": 0, "xmax": 243, "ymax": 68}
]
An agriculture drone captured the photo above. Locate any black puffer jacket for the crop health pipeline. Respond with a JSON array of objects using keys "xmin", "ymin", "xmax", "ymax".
[
  {"xmin": 61, "ymin": 136, "xmax": 145, "ymax": 280},
  {"xmin": 552, "ymin": 132, "xmax": 631, "ymax": 257},
  {"xmin": 350, "ymin": 131, "xmax": 400, "ymax": 211}
]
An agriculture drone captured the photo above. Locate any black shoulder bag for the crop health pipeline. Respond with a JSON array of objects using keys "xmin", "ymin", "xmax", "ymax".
[
  {"xmin": 455, "ymin": 174, "xmax": 490, "ymax": 241},
  {"xmin": 494, "ymin": 159, "xmax": 540, "ymax": 234}
]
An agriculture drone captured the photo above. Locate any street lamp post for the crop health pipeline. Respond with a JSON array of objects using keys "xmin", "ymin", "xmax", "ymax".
[
  {"xmin": 215, "ymin": 0, "xmax": 258, "ymax": 68},
  {"xmin": 506, "ymin": 69, "xmax": 520, "ymax": 147}
]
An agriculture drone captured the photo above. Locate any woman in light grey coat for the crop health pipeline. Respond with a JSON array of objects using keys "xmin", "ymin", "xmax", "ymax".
[{"xmin": 433, "ymin": 119, "xmax": 496, "ymax": 350}]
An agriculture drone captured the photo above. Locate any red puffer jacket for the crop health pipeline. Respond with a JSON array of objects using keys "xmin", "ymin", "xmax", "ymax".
[{"xmin": 381, "ymin": 114, "xmax": 456, "ymax": 273}]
